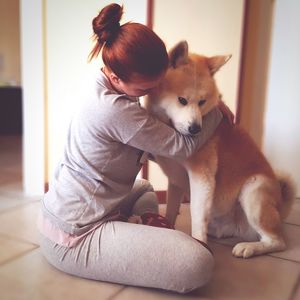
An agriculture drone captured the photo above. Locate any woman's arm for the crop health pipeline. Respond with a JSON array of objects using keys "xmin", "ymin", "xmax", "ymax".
[{"xmin": 126, "ymin": 107, "xmax": 223, "ymax": 160}]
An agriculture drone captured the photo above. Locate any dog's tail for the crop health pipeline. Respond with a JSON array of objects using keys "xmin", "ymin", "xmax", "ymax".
[{"xmin": 277, "ymin": 172, "xmax": 296, "ymax": 220}]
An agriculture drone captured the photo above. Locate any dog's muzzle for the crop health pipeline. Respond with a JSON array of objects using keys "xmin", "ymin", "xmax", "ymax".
[{"xmin": 188, "ymin": 123, "xmax": 201, "ymax": 135}]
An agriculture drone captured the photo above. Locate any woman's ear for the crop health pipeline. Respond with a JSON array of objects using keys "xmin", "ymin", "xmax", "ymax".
[{"xmin": 110, "ymin": 73, "xmax": 120, "ymax": 84}]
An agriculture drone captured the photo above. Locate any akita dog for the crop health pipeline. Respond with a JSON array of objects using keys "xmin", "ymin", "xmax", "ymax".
[{"xmin": 145, "ymin": 41, "xmax": 295, "ymax": 258}]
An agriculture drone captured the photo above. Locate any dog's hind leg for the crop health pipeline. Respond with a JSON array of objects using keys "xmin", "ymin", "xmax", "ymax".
[
  {"xmin": 165, "ymin": 182, "xmax": 185, "ymax": 226},
  {"xmin": 232, "ymin": 175, "xmax": 286, "ymax": 258}
]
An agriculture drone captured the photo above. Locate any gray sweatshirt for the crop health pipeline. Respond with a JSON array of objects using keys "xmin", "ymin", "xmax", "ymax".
[{"xmin": 41, "ymin": 70, "xmax": 222, "ymax": 235}]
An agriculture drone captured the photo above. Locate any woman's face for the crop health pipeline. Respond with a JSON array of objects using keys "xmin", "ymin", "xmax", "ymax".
[
  {"xmin": 106, "ymin": 68, "xmax": 166, "ymax": 97},
  {"xmin": 118, "ymin": 75, "xmax": 164, "ymax": 97}
]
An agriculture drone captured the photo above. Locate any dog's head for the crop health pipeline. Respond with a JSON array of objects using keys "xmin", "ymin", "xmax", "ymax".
[{"xmin": 146, "ymin": 41, "xmax": 230, "ymax": 135}]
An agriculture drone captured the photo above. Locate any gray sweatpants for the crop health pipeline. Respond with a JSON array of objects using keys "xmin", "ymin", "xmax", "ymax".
[{"xmin": 39, "ymin": 180, "xmax": 214, "ymax": 293}]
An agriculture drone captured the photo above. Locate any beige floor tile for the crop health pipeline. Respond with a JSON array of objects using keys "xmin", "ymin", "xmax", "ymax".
[
  {"xmin": 0, "ymin": 248, "xmax": 124, "ymax": 300},
  {"xmin": 292, "ymin": 278, "xmax": 300, "ymax": 300},
  {"xmin": 0, "ymin": 195, "xmax": 26, "ymax": 212},
  {"xmin": 111, "ymin": 286, "xmax": 207, "ymax": 300},
  {"xmin": 0, "ymin": 194, "xmax": 39, "ymax": 213},
  {"xmin": 269, "ymin": 223, "xmax": 300, "ymax": 262},
  {"xmin": 113, "ymin": 242, "xmax": 299, "ymax": 300},
  {"xmin": 200, "ymin": 242, "xmax": 299, "ymax": 300},
  {"xmin": 162, "ymin": 203, "xmax": 300, "ymax": 263},
  {"xmin": 209, "ymin": 223, "xmax": 300, "ymax": 263},
  {"xmin": 0, "ymin": 201, "xmax": 40, "ymax": 245},
  {"xmin": 0, "ymin": 234, "xmax": 37, "ymax": 264}
]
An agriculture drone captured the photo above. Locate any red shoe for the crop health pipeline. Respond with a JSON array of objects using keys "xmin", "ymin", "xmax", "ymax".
[{"xmin": 140, "ymin": 212, "xmax": 174, "ymax": 229}]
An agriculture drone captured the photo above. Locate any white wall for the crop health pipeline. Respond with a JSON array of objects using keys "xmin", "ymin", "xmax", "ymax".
[
  {"xmin": 20, "ymin": 0, "xmax": 45, "ymax": 196},
  {"xmin": 150, "ymin": 0, "xmax": 245, "ymax": 191},
  {"xmin": 263, "ymin": 0, "xmax": 300, "ymax": 196}
]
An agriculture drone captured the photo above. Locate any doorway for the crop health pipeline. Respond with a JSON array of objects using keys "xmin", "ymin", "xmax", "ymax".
[{"xmin": 0, "ymin": 0, "xmax": 23, "ymax": 197}]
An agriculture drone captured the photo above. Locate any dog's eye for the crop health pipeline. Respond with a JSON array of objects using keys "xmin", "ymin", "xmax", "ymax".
[
  {"xmin": 178, "ymin": 97, "xmax": 188, "ymax": 106},
  {"xmin": 198, "ymin": 99, "xmax": 206, "ymax": 106}
]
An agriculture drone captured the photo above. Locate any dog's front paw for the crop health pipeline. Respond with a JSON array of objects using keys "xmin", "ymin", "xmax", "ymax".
[{"xmin": 232, "ymin": 242, "xmax": 256, "ymax": 258}]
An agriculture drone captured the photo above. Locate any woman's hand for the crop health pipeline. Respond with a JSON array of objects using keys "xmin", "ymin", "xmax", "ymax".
[{"xmin": 218, "ymin": 100, "xmax": 235, "ymax": 125}]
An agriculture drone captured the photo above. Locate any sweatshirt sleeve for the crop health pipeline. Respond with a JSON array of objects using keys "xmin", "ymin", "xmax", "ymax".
[
  {"xmin": 103, "ymin": 97, "xmax": 222, "ymax": 161},
  {"xmin": 127, "ymin": 107, "xmax": 223, "ymax": 161}
]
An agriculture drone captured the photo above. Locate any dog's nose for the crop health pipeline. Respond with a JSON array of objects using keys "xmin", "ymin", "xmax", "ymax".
[{"xmin": 188, "ymin": 123, "xmax": 201, "ymax": 135}]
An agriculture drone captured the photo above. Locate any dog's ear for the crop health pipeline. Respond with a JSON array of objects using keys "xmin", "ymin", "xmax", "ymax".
[
  {"xmin": 169, "ymin": 41, "xmax": 189, "ymax": 68},
  {"xmin": 207, "ymin": 55, "xmax": 232, "ymax": 75}
]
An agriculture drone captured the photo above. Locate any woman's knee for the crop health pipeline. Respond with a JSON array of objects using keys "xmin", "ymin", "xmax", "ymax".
[
  {"xmin": 132, "ymin": 191, "xmax": 158, "ymax": 215},
  {"xmin": 135, "ymin": 178, "xmax": 154, "ymax": 193},
  {"xmin": 132, "ymin": 179, "xmax": 158, "ymax": 215},
  {"xmin": 180, "ymin": 248, "xmax": 214, "ymax": 293},
  {"xmin": 166, "ymin": 231, "xmax": 215, "ymax": 293}
]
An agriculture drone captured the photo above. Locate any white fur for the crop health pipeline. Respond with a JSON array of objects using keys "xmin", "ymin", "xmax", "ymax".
[
  {"xmin": 188, "ymin": 172, "xmax": 215, "ymax": 243},
  {"xmin": 159, "ymin": 92, "xmax": 203, "ymax": 135}
]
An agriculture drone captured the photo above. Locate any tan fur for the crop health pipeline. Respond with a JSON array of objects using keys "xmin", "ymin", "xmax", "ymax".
[
  {"xmin": 146, "ymin": 41, "xmax": 295, "ymax": 258},
  {"xmin": 189, "ymin": 120, "xmax": 277, "ymax": 216}
]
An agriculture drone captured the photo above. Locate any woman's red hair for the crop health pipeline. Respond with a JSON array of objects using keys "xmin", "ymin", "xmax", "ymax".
[{"xmin": 88, "ymin": 3, "xmax": 168, "ymax": 82}]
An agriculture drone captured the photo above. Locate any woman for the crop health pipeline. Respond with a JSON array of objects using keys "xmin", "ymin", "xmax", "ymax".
[{"xmin": 39, "ymin": 3, "xmax": 225, "ymax": 293}]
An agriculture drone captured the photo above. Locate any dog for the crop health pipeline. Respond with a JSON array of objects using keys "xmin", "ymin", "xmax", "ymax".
[{"xmin": 145, "ymin": 41, "xmax": 295, "ymax": 258}]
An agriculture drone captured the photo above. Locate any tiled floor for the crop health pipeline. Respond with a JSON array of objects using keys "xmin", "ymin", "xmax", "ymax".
[{"xmin": 0, "ymin": 135, "xmax": 299, "ymax": 300}]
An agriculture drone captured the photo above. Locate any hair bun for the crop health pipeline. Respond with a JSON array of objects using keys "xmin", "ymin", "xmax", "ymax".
[{"xmin": 92, "ymin": 3, "xmax": 123, "ymax": 43}]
